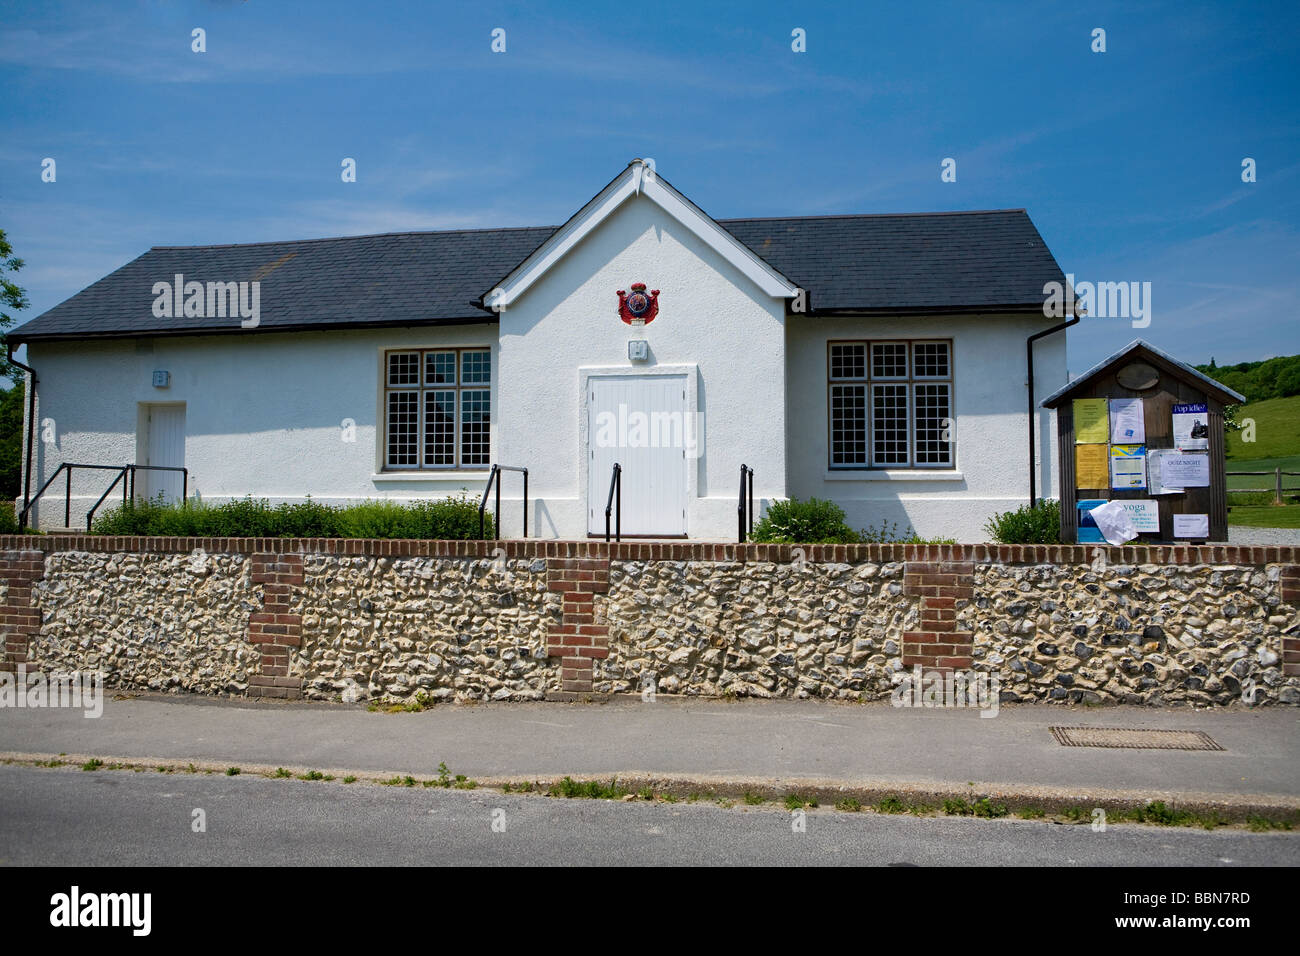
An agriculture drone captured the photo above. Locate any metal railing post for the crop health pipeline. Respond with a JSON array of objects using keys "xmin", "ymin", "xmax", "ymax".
[
  {"xmin": 737, "ymin": 464, "xmax": 755, "ymax": 542},
  {"xmin": 479, "ymin": 465, "xmax": 498, "ymax": 539},
  {"xmin": 748, "ymin": 467, "xmax": 754, "ymax": 536},
  {"xmin": 605, "ymin": 463, "xmax": 622, "ymax": 543},
  {"xmin": 738, "ymin": 464, "xmax": 747, "ymax": 542},
  {"xmin": 479, "ymin": 464, "xmax": 528, "ymax": 539},
  {"xmin": 17, "ymin": 462, "xmax": 69, "ymax": 529},
  {"xmin": 1276, "ymin": 467, "xmax": 1283, "ymax": 506},
  {"xmin": 65, "ymin": 465, "xmax": 72, "ymax": 528}
]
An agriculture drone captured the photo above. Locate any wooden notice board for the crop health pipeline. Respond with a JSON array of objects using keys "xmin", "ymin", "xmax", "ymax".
[{"xmin": 1043, "ymin": 342, "xmax": 1241, "ymax": 544}]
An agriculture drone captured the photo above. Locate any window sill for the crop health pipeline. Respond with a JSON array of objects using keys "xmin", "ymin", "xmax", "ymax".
[
  {"xmin": 824, "ymin": 470, "xmax": 963, "ymax": 482},
  {"xmin": 371, "ymin": 471, "xmax": 493, "ymax": 483}
]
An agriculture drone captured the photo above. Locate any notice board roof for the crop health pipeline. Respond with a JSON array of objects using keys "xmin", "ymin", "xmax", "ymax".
[{"xmin": 1041, "ymin": 339, "xmax": 1246, "ymax": 409}]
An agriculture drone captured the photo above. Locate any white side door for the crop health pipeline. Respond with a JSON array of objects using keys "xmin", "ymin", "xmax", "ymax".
[
  {"xmin": 587, "ymin": 375, "xmax": 688, "ymax": 536},
  {"xmin": 140, "ymin": 403, "xmax": 186, "ymax": 502}
]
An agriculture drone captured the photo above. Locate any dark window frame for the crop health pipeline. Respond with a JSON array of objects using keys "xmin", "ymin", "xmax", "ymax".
[
  {"xmin": 382, "ymin": 347, "xmax": 492, "ymax": 471},
  {"xmin": 826, "ymin": 339, "xmax": 955, "ymax": 471}
]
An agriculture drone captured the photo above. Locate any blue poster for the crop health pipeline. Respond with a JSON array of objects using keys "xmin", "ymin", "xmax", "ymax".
[{"xmin": 1077, "ymin": 498, "xmax": 1107, "ymax": 543}]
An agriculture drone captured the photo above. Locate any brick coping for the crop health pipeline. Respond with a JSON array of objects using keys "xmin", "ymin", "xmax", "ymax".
[{"xmin": 0, "ymin": 536, "xmax": 1296, "ymax": 566}]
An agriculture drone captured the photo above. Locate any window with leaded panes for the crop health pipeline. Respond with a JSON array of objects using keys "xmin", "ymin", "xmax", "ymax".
[
  {"xmin": 383, "ymin": 348, "xmax": 491, "ymax": 469},
  {"xmin": 827, "ymin": 340, "xmax": 954, "ymax": 469}
]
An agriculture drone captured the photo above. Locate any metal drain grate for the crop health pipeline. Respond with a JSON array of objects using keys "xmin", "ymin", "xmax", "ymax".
[{"xmin": 1049, "ymin": 726, "xmax": 1225, "ymax": 751}]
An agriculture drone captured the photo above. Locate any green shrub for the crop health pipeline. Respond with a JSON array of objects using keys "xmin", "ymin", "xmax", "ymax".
[
  {"xmin": 90, "ymin": 493, "xmax": 491, "ymax": 539},
  {"xmin": 0, "ymin": 500, "xmax": 17, "ymax": 535},
  {"xmin": 751, "ymin": 497, "xmax": 859, "ymax": 543},
  {"xmin": 983, "ymin": 499, "xmax": 1061, "ymax": 544}
]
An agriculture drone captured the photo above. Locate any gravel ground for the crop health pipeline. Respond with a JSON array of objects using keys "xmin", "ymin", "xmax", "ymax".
[{"xmin": 1228, "ymin": 525, "xmax": 1300, "ymax": 544}]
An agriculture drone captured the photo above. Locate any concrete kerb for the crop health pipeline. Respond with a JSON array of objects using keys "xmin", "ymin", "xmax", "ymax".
[{"xmin": 4, "ymin": 750, "xmax": 1297, "ymax": 826}]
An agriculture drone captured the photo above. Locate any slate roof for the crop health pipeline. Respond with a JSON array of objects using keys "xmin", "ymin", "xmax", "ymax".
[{"xmin": 10, "ymin": 209, "xmax": 1065, "ymax": 343}]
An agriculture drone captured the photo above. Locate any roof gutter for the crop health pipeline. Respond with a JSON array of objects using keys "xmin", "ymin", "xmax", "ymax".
[
  {"xmin": 801, "ymin": 303, "xmax": 1055, "ymax": 317},
  {"xmin": 6, "ymin": 313, "xmax": 502, "ymax": 346},
  {"xmin": 1027, "ymin": 312, "xmax": 1081, "ymax": 508},
  {"xmin": 6, "ymin": 343, "xmax": 37, "ymax": 529}
]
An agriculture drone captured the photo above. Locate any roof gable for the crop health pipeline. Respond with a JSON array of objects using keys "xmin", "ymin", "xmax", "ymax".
[
  {"xmin": 1041, "ymin": 339, "xmax": 1247, "ymax": 407},
  {"xmin": 480, "ymin": 161, "xmax": 799, "ymax": 312}
]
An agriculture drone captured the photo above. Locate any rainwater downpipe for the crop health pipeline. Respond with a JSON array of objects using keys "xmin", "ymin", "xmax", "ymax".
[
  {"xmin": 6, "ymin": 342, "xmax": 37, "ymax": 530},
  {"xmin": 1027, "ymin": 313, "xmax": 1080, "ymax": 508}
]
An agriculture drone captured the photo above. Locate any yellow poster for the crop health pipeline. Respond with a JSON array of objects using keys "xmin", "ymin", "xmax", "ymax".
[
  {"xmin": 1073, "ymin": 399, "xmax": 1109, "ymax": 444},
  {"xmin": 1076, "ymin": 443, "xmax": 1109, "ymax": 489}
]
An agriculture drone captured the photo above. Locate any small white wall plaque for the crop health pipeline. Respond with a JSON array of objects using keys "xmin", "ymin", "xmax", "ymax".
[
  {"xmin": 628, "ymin": 340, "xmax": 649, "ymax": 361},
  {"xmin": 152, "ymin": 370, "xmax": 170, "ymax": 387}
]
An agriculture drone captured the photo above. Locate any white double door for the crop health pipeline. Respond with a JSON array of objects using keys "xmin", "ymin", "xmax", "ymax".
[{"xmin": 587, "ymin": 374, "xmax": 689, "ymax": 536}]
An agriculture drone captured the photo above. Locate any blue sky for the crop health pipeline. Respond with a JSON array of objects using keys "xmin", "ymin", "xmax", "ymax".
[{"xmin": 1, "ymin": 0, "xmax": 1297, "ymax": 373}]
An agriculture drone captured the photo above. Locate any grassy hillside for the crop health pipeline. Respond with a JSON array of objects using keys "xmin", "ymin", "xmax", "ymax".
[
  {"xmin": 1222, "ymin": 394, "xmax": 1299, "ymax": 526},
  {"xmin": 1226, "ymin": 394, "xmax": 1300, "ymax": 460}
]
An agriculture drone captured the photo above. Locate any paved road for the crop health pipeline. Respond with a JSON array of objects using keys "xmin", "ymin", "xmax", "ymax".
[
  {"xmin": 0, "ymin": 765, "xmax": 1294, "ymax": 866},
  {"xmin": 2, "ymin": 696, "xmax": 1296, "ymax": 802}
]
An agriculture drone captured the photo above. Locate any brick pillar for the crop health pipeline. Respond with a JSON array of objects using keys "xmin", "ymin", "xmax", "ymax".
[
  {"xmin": 546, "ymin": 557, "xmax": 609, "ymax": 695},
  {"xmin": 246, "ymin": 553, "xmax": 304, "ymax": 699},
  {"xmin": 0, "ymin": 550, "xmax": 44, "ymax": 673},
  {"xmin": 1282, "ymin": 565, "xmax": 1300, "ymax": 678},
  {"xmin": 902, "ymin": 558, "xmax": 974, "ymax": 669}
]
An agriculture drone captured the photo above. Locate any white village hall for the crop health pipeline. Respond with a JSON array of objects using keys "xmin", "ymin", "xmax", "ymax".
[{"xmin": 9, "ymin": 161, "xmax": 1070, "ymax": 540}]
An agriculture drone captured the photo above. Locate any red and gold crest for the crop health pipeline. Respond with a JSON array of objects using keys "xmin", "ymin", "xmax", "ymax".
[{"xmin": 617, "ymin": 282, "xmax": 660, "ymax": 325}]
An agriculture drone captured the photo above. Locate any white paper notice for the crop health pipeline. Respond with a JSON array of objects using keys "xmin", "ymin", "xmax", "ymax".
[
  {"xmin": 1173, "ymin": 513, "xmax": 1210, "ymax": 538},
  {"xmin": 1089, "ymin": 500, "xmax": 1139, "ymax": 546},
  {"xmin": 1171, "ymin": 403, "xmax": 1210, "ymax": 451},
  {"xmin": 1118, "ymin": 499, "xmax": 1160, "ymax": 533},
  {"xmin": 1109, "ymin": 398, "xmax": 1145, "ymax": 444},
  {"xmin": 1146, "ymin": 449, "xmax": 1183, "ymax": 495},
  {"xmin": 1160, "ymin": 451, "xmax": 1210, "ymax": 488}
]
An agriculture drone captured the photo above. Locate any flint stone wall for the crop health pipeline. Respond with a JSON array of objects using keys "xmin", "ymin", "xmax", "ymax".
[
  {"xmin": 967, "ymin": 562, "xmax": 1299, "ymax": 706},
  {"xmin": 598, "ymin": 559, "xmax": 912, "ymax": 698},
  {"xmin": 3, "ymin": 537, "xmax": 1297, "ymax": 707},
  {"xmin": 292, "ymin": 553, "xmax": 556, "ymax": 701},
  {"xmin": 28, "ymin": 550, "xmax": 258, "ymax": 695}
]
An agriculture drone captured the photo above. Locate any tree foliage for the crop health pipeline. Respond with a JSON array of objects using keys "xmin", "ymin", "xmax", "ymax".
[{"xmin": 1195, "ymin": 354, "xmax": 1300, "ymax": 404}]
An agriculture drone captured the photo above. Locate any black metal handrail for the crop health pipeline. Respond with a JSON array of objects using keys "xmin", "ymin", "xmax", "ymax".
[
  {"xmin": 478, "ymin": 464, "xmax": 529, "ymax": 539},
  {"xmin": 605, "ymin": 462, "xmax": 622, "ymax": 543},
  {"xmin": 18, "ymin": 462, "xmax": 189, "ymax": 531},
  {"xmin": 737, "ymin": 464, "xmax": 754, "ymax": 542},
  {"xmin": 86, "ymin": 466, "xmax": 130, "ymax": 530}
]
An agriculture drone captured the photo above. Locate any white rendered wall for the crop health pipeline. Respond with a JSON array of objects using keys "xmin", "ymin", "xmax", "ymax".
[
  {"xmin": 785, "ymin": 314, "xmax": 1067, "ymax": 543},
  {"xmin": 495, "ymin": 193, "xmax": 789, "ymax": 539},
  {"xmin": 23, "ymin": 325, "xmax": 498, "ymax": 530}
]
